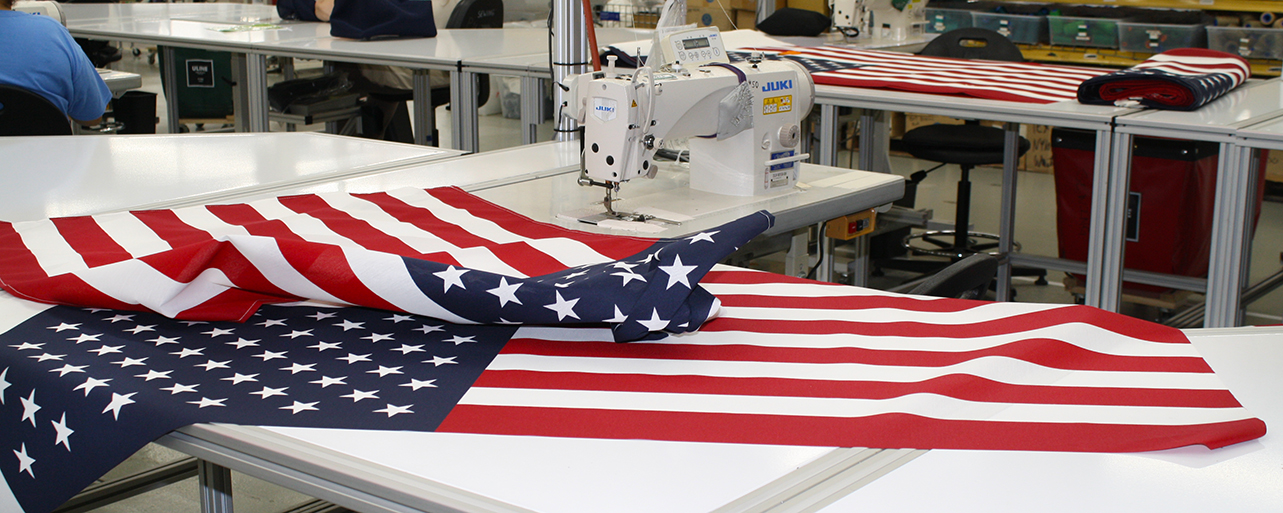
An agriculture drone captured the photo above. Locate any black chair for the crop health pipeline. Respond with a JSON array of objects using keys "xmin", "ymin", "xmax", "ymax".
[
  {"xmin": 0, "ymin": 85, "xmax": 74, "ymax": 136},
  {"xmin": 885, "ymin": 28, "xmax": 1043, "ymax": 286},
  {"xmin": 363, "ymin": 0, "xmax": 503, "ymax": 143},
  {"xmin": 908, "ymin": 253, "xmax": 999, "ymax": 300}
]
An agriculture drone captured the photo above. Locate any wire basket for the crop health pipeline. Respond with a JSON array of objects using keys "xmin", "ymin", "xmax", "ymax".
[{"xmin": 597, "ymin": 4, "xmax": 659, "ymax": 28}]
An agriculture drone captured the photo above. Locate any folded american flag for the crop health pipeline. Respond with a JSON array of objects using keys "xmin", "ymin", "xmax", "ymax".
[
  {"xmin": 0, "ymin": 188, "xmax": 1266, "ymax": 513},
  {"xmin": 731, "ymin": 45, "xmax": 1108, "ymax": 103},
  {"xmin": 1077, "ymin": 48, "xmax": 1251, "ymax": 111},
  {"xmin": 0, "ymin": 187, "xmax": 770, "ymax": 343}
]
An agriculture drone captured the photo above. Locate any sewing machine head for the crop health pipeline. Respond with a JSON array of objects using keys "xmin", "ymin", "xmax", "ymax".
[
  {"xmin": 13, "ymin": 0, "xmax": 67, "ymax": 25},
  {"xmin": 830, "ymin": 0, "xmax": 928, "ymax": 41},
  {"xmin": 563, "ymin": 28, "xmax": 814, "ymax": 222}
]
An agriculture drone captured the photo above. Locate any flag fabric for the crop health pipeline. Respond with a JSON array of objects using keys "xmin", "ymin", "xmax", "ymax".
[
  {"xmin": 730, "ymin": 45, "xmax": 1108, "ymax": 103},
  {"xmin": 0, "ymin": 186, "xmax": 771, "ymax": 343},
  {"xmin": 0, "ymin": 188, "xmax": 1267, "ymax": 513},
  {"xmin": 1077, "ymin": 48, "xmax": 1251, "ymax": 111}
]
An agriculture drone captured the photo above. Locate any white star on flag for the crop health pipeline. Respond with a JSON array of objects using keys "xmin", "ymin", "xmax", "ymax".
[
  {"xmin": 14, "ymin": 444, "xmax": 34, "ymax": 477},
  {"xmin": 310, "ymin": 376, "xmax": 347, "ymax": 388},
  {"xmin": 442, "ymin": 335, "xmax": 475, "ymax": 345},
  {"xmin": 74, "ymin": 377, "xmax": 111, "ymax": 396},
  {"xmin": 687, "ymin": 230, "xmax": 719, "ymax": 244},
  {"xmin": 400, "ymin": 378, "xmax": 436, "ymax": 391},
  {"xmin": 338, "ymin": 353, "xmax": 372, "ymax": 364},
  {"xmin": 385, "ymin": 314, "xmax": 415, "ymax": 323},
  {"xmin": 251, "ymin": 386, "xmax": 289, "ymax": 399},
  {"xmin": 103, "ymin": 392, "xmax": 137, "ymax": 419},
  {"xmin": 281, "ymin": 401, "xmax": 319, "ymax": 414},
  {"xmin": 47, "ymin": 323, "xmax": 80, "ymax": 332},
  {"xmin": 147, "ymin": 336, "xmax": 180, "ymax": 346},
  {"xmin": 636, "ymin": 309, "xmax": 671, "ymax": 331},
  {"xmin": 20, "ymin": 390, "xmax": 39, "ymax": 426},
  {"xmin": 123, "ymin": 325, "xmax": 155, "ymax": 334},
  {"xmin": 135, "ymin": 370, "xmax": 172, "ymax": 381},
  {"xmin": 362, "ymin": 333, "xmax": 394, "ymax": 343},
  {"xmin": 202, "ymin": 328, "xmax": 234, "ymax": 338},
  {"xmin": 434, "ymin": 265, "xmax": 469, "ymax": 293},
  {"xmin": 545, "ymin": 291, "xmax": 580, "ymax": 320},
  {"xmin": 159, "ymin": 383, "xmax": 199, "ymax": 395},
  {"xmin": 659, "ymin": 254, "xmax": 698, "ymax": 290},
  {"xmin": 425, "ymin": 356, "xmax": 457, "ymax": 366},
  {"xmin": 487, "ymin": 277, "xmax": 523, "ymax": 307},
  {"xmin": 374, "ymin": 404, "xmax": 414, "ymax": 417},
  {"xmin": 368, "ymin": 366, "xmax": 403, "ymax": 377},
  {"xmin": 341, "ymin": 389, "xmax": 379, "ymax": 402},
  {"xmin": 68, "ymin": 334, "xmax": 101, "ymax": 344},
  {"xmin": 334, "ymin": 320, "xmax": 365, "ymax": 331},
  {"xmin": 53, "ymin": 413, "xmax": 73, "ymax": 450},
  {"xmin": 188, "ymin": 397, "xmax": 227, "ymax": 408}
]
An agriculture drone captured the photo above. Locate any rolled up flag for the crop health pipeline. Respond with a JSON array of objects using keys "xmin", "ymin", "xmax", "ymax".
[{"xmin": 1077, "ymin": 48, "xmax": 1250, "ymax": 111}]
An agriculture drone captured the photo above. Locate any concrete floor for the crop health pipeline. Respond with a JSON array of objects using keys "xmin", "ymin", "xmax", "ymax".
[{"xmin": 76, "ymin": 43, "xmax": 1283, "ymax": 513}]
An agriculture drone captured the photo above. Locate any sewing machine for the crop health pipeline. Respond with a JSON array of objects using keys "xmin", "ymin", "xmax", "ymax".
[
  {"xmin": 563, "ymin": 28, "xmax": 814, "ymax": 223},
  {"xmin": 13, "ymin": 0, "xmax": 66, "ymax": 24},
  {"xmin": 830, "ymin": 0, "xmax": 928, "ymax": 41}
]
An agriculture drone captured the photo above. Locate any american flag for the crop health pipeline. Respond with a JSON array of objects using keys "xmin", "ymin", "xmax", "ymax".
[
  {"xmin": 0, "ymin": 188, "xmax": 1266, "ymax": 513},
  {"xmin": 0, "ymin": 187, "xmax": 770, "ymax": 343},
  {"xmin": 1077, "ymin": 48, "xmax": 1251, "ymax": 111},
  {"xmin": 729, "ymin": 45, "xmax": 1108, "ymax": 103}
]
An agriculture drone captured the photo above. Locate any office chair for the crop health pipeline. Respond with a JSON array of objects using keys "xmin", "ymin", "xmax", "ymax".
[
  {"xmin": 368, "ymin": 0, "xmax": 504, "ymax": 143},
  {"xmin": 883, "ymin": 28, "xmax": 1043, "ymax": 286},
  {"xmin": 908, "ymin": 253, "xmax": 999, "ymax": 300},
  {"xmin": 0, "ymin": 85, "xmax": 74, "ymax": 136}
]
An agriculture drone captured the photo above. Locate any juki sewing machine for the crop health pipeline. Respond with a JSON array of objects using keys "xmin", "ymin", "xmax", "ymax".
[
  {"xmin": 563, "ymin": 27, "xmax": 814, "ymax": 223},
  {"xmin": 830, "ymin": 0, "xmax": 928, "ymax": 41}
]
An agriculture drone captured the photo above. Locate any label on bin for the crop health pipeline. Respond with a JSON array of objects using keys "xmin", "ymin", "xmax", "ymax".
[{"xmin": 186, "ymin": 59, "xmax": 215, "ymax": 88}]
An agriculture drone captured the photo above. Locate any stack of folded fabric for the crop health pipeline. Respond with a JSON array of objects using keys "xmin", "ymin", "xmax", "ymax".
[{"xmin": 1077, "ymin": 48, "xmax": 1250, "ymax": 111}]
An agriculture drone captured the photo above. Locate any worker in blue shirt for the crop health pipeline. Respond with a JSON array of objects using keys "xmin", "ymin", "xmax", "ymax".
[{"xmin": 0, "ymin": 0, "xmax": 113, "ymax": 125}]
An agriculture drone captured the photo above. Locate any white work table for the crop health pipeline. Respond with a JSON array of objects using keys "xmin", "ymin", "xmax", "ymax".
[
  {"xmin": 812, "ymin": 83, "xmax": 1139, "ymax": 310},
  {"xmin": 818, "ymin": 325, "xmax": 1283, "ymax": 513},
  {"xmin": 63, "ymin": 3, "xmax": 561, "ymax": 150},
  {"xmin": 1111, "ymin": 78, "xmax": 1283, "ymax": 328},
  {"xmin": 0, "ymin": 132, "xmax": 459, "ymax": 221}
]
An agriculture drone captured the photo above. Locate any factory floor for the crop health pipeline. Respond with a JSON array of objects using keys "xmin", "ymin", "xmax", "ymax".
[{"xmin": 73, "ymin": 46, "xmax": 1283, "ymax": 513}]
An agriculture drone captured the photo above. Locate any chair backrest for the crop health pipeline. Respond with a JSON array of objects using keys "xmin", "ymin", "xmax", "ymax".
[
  {"xmin": 908, "ymin": 253, "xmax": 999, "ymax": 299},
  {"xmin": 446, "ymin": 0, "xmax": 503, "ymax": 29},
  {"xmin": 0, "ymin": 85, "xmax": 74, "ymax": 136},
  {"xmin": 918, "ymin": 28, "xmax": 1024, "ymax": 62},
  {"xmin": 441, "ymin": 0, "xmax": 503, "ymax": 103}
]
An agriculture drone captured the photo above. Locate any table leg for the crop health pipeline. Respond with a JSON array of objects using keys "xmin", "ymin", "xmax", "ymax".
[
  {"xmin": 848, "ymin": 235, "xmax": 870, "ymax": 287},
  {"xmin": 1205, "ymin": 144, "xmax": 1255, "ymax": 327},
  {"xmin": 197, "ymin": 459, "xmax": 233, "ymax": 513},
  {"xmin": 450, "ymin": 69, "xmax": 480, "ymax": 152},
  {"xmin": 242, "ymin": 53, "xmax": 270, "ymax": 133},
  {"xmin": 1087, "ymin": 130, "xmax": 1132, "ymax": 312},
  {"xmin": 818, "ymin": 104, "xmax": 838, "ymax": 166},
  {"xmin": 856, "ymin": 110, "xmax": 890, "ymax": 174},
  {"xmin": 161, "ymin": 46, "xmax": 181, "ymax": 135},
  {"xmin": 995, "ymin": 122, "xmax": 1020, "ymax": 302},
  {"xmin": 521, "ymin": 76, "xmax": 543, "ymax": 144},
  {"xmin": 413, "ymin": 70, "xmax": 434, "ymax": 146}
]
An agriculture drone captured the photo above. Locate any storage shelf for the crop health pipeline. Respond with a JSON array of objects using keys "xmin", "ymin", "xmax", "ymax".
[
  {"xmin": 1019, "ymin": 44, "xmax": 1283, "ymax": 75},
  {"xmin": 1029, "ymin": 0, "xmax": 1283, "ymax": 13}
]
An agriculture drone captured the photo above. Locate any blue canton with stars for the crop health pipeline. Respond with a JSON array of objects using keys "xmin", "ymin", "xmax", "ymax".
[{"xmin": 0, "ymin": 304, "xmax": 518, "ymax": 513}]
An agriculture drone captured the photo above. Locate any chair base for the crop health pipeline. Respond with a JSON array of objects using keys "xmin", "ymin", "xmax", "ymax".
[{"xmin": 903, "ymin": 229, "xmax": 1017, "ymax": 259}]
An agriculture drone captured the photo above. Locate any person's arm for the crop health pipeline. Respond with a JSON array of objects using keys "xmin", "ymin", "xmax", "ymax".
[{"xmin": 314, "ymin": 0, "xmax": 333, "ymax": 21}]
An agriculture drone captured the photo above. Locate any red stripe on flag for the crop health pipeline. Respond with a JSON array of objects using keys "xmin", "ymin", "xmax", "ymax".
[
  {"xmin": 470, "ymin": 370, "xmax": 1245, "ymax": 408},
  {"xmin": 132, "ymin": 209, "xmax": 216, "ymax": 250},
  {"xmin": 702, "ymin": 311, "xmax": 1194, "ymax": 346},
  {"xmin": 278, "ymin": 194, "xmax": 430, "ymax": 259},
  {"xmin": 426, "ymin": 187, "xmax": 655, "ymax": 260},
  {"xmin": 499, "ymin": 337, "xmax": 1214, "ymax": 373},
  {"xmin": 437, "ymin": 406, "xmax": 1267, "ymax": 452},
  {"xmin": 51, "ymin": 217, "xmax": 133, "ymax": 268},
  {"xmin": 0, "ymin": 221, "xmax": 57, "ymax": 283}
]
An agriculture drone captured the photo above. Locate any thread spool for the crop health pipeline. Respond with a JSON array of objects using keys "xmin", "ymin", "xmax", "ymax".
[
  {"xmin": 1215, "ymin": 15, "xmax": 1240, "ymax": 27},
  {"xmin": 1261, "ymin": 12, "xmax": 1277, "ymax": 25}
]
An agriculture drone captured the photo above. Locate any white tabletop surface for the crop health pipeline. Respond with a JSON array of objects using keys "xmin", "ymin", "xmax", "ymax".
[
  {"xmin": 819, "ymin": 325, "xmax": 1283, "ymax": 513},
  {"xmin": 1114, "ymin": 79, "xmax": 1283, "ymax": 140},
  {"xmin": 468, "ymin": 153, "xmax": 904, "ymax": 239},
  {"xmin": 63, "ymin": 2, "xmax": 279, "ymax": 24},
  {"xmin": 1237, "ymin": 112, "xmax": 1283, "ymax": 148},
  {"xmin": 0, "ymin": 133, "xmax": 459, "ymax": 221}
]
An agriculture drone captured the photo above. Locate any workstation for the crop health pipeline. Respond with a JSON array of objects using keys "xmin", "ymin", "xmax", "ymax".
[{"xmin": 2, "ymin": 0, "xmax": 1282, "ymax": 512}]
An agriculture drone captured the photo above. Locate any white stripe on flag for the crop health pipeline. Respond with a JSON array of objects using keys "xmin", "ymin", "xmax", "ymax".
[
  {"xmin": 339, "ymin": 246, "xmax": 473, "ymax": 323},
  {"xmin": 484, "ymin": 353, "xmax": 1231, "ymax": 390},
  {"xmin": 458, "ymin": 387, "xmax": 1255, "ymax": 426},
  {"xmin": 10, "ymin": 220, "xmax": 87, "ymax": 276},
  {"xmin": 94, "ymin": 212, "xmax": 171, "ymax": 259},
  {"xmin": 72, "ymin": 260, "xmax": 232, "ymax": 316}
]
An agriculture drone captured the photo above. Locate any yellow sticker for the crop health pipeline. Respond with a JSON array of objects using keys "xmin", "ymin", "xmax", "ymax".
[
  {"xmin": 763, "ymin": 95, "xmax": 792, "ymax": 115},
  {"xmin": 632, "ymin": 100, "xmax": 637, "ymax": 107}
]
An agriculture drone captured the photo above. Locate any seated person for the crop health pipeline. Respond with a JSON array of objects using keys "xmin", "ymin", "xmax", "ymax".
[
  {"xmin": 0, "ymin": 0, "xmax": 113, "ymax": 125},
  {"xmin": 312, "ymin": 0, "xmax": 458, "ymax": 141}
]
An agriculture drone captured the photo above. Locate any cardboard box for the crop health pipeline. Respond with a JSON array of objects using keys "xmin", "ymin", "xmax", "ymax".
[
  {"xmin": 733, "ymin": 8, "xmax": 757, "ymax": 30},
  {"xmin": 687, "ymin": 5, "xmax": 734, "ymax": 31},
  {"xmin": 729, "ymin": 0, "xmax": 757, "ymax": 11},
  {"xmin": 1265, "ymin": 149, "xmax": 1283, "ymax": 184},
  {"xmin": 786, "ymin": 0, "xmax": 829, "ymax": 16}
]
